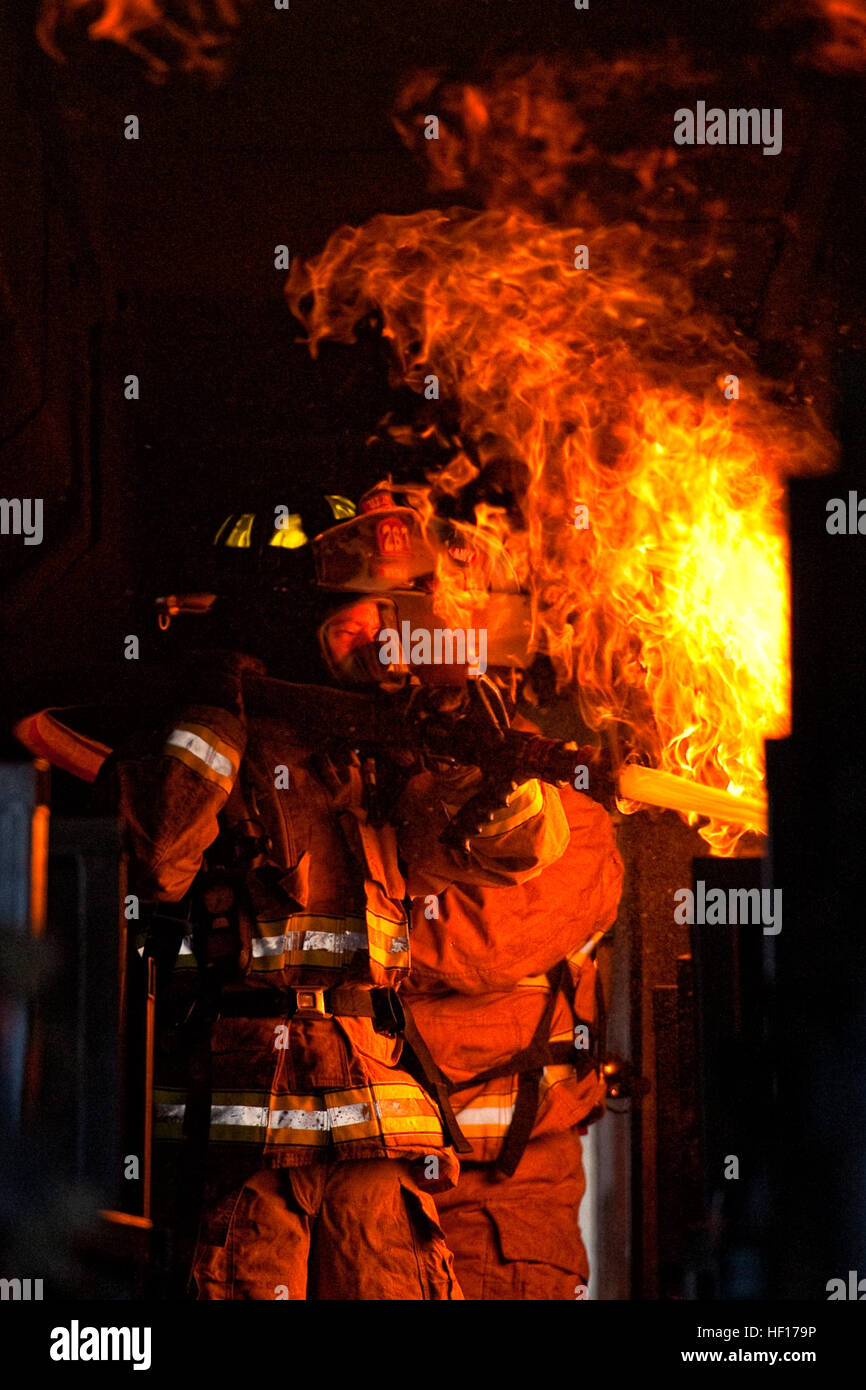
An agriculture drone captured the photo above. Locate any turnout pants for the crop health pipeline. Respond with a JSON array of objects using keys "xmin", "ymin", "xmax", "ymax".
[
  {"xmin": 434, "ymin": 1130, "xmax": 588, "ymax": 1300},
  {"xmin": 189, "ymin": 1156, "xmax": 464, "ymax": 1300}
]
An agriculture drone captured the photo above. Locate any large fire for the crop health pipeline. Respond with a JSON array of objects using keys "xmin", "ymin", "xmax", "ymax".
[
  {"xmin": 287, "ymin": 61, "xmax": 836, "ymax": 854},
  {"xmin": 31, "ymin": 8, "xmax": 842, "ymax": 854}
]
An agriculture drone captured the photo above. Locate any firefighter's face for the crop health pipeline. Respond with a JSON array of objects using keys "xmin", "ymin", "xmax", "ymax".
[
  {"xmin": 325, "ymin": 602, "xmax": 383, "ymax": 664},
  {"xmin": 319, "ymin": 598, "xmax": 404, "ymax": 689}
]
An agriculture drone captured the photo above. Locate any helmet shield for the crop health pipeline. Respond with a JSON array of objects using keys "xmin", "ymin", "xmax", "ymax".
[{"xmin": 313, "ymin": 509, "xmax": 434, "ymax": 592}]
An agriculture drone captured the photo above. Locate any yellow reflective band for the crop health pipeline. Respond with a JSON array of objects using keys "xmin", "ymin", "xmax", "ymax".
[
  {"xmin": 163, "ymin": 722, "xmax": 239, "ymax": 795},
  {"xmin": 452, "ymin": 1062, "xmax": 581, "ymax": 1138},
  {"xmin": 154, "ymin": 1081, "xmax": 443, "ymax": 1147},
  {"xmin": 324, "ymin": 494, "xmax": 357, "ymax": 521},
  {"xmin": 248, "ymin": 916, "xmax": 369, "ymax": 971},
  {"xmin": 154, "ymin": 1089, "xmax": 329, "ymax": 1145},
  {"xmin": 217, "ymin": 513, "xmax": 255, "ymax": 548},
  {"xmin": 374, "ymin": 1102, "xmax": 443, "ymax": 1135},
  {"xmin": 326, "ymin": 1085, "xmax": 438, "ymax": 1127},
  {"xmin": 454, "ymin": 1090, "xmax": 517, "ymax": 1138},
  {"xmin": 269, "ymin": 514, "xmax": 308, "ymax": 549},
  {"xmin": 245, "ymin": 914, "xmax": 407, "ymax": 974},
  {"xmin": 367, "ymin": 914, "xmax": 410, "ymax": 970},
  {"xmin": 326, "ymin": 1084, "xmax": 443, "ymax": 1146}
]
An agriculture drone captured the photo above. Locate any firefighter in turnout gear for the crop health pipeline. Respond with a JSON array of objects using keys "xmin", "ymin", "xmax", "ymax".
[
  {"xmin": 324, "ymin": 484, "xmax": 625, "ymax": 1299},
  {"xmin": 404, "ymin": 746, "xmax": 624, "ymax": 1299},
  {"xmin": 104, "ymin": 488, "xmax": 571, "ymax": 1300}
]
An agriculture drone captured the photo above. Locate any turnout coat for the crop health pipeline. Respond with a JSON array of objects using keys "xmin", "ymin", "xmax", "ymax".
[{"xmin": 108, "ymin": 659, "xmax": 571, "ymax": 1182}]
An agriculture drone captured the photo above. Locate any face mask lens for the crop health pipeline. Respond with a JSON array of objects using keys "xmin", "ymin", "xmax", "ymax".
[{"xmin": 319, "ymin": 600, "xmax": 403, "ymax": 686}]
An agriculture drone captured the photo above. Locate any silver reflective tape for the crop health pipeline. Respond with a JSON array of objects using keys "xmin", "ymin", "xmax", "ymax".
[
  {"xmin": 165, "ymin": 728, "xmax": 234, "ymax": 779},
  {"xmin": 268, "ymin": 1108, "xmax": 330, "ymax": 1131},
  {"xmin": 155, "ymin": 1104, "xmax": 186, "ymax": 1123},
  {"xmin": 303, "ymin": 931, "xmax": 368, "ymax": 954},
  {"xmin": 455, "ymin": 1105, "xmax": 515, "ymax": 1127},
  {"xmin": 157, "ymin": 1104, "xmax": 268, "ymax": 1130},
  {"xmin": 250, "ymin": 930, "xmax": 367, "ymax": 958},
  {"xmin": 177, "ymin": 935, "xmax": 194, "ymax": 956},
  {"xmin": 328, "ymin": 1103, "xmax": 374, "ymax": 1130},
  {"xmin": 251, "ymin": 931, "xmax": 304, "ymax": 958},
  {"xmin": 211, "ymin": 1104, "xmax": 270, "ymax": 1129},
  {"xmin": 156, "ymin": 1102, "xmax": 313, "ymax": 1131},
  {"xmin": 157, "ymin": 1098, "xmax": 409, "ymax": 1135}
]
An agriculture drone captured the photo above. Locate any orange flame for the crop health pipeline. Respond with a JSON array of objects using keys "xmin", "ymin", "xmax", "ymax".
[
  {"xmin": 287, "ymin": 191, "xmax": 834, "ymax": 853},
  {"xmin": 36, "ymin": 0, "xmax": 250, "ymax": 82}
]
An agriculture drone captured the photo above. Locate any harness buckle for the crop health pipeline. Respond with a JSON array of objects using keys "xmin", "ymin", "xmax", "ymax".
[{"xmin": 293, "ymin": 987, "xmax": 332, "ymax": 1018}]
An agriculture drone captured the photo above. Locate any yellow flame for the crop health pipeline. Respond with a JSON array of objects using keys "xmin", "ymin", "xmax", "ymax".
[{"xmin": 287, "ymin": 201, "xmax": 834, "ymax": 853}]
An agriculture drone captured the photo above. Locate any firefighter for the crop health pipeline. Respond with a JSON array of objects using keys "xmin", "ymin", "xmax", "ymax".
[
  {"xmin": 333, "ymin": 482, "xmax": 626, "ymax": 1299},
  {"xmin": 402, "ymin": 737, "xmax": 624, "ymax": 1299},
  {"xmin": 303, "ymin": 482, "xmax": 625, "ymax": 1298},
  {"xmin": 104, "ymin": 489, "xmax": 571, "ymax": 1301}
]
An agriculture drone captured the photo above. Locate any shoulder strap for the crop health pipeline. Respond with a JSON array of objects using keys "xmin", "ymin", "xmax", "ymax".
[
  {"xmin": 399, "ymin": 997, "xmax": 473, "ymax": 1154},
  {"xmin": 494, "ymin": 1067, "xmax": 545, "ymax": 1178},
  {"xmin": 462, "ymin": 959, "xmax": 567, "ymax": 1089},
  {"xmin": 491, "ymin": 961, "xmax": 567, "ymax": 1176},
  {"xmin": 443, "ymin": 959, "xmax": 603, "ymax": 1177}
]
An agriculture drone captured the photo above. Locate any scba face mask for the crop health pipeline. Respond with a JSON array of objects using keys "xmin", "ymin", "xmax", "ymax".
[{"xmin": 318, "ymin": 598, "xmax": 406, "ymax": 689}]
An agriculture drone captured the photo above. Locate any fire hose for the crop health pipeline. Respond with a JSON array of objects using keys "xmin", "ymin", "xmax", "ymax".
[
  {"xmin": 241, "ymin": 671, "xmax": 769, "ymax": 844},
  {"xmin": 11, "ymin": 664, "xmax": 768, "ymax": 839}
]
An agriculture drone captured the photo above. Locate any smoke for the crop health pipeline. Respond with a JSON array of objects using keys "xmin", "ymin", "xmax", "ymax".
[
  {"xmin": 35, "ymin": 0, "xmax": 253, "ymax": 82},
  {"xmin": 761, "ymin": 0, "xmax": 866, "ymax": 71},
  {"xmin": 391, "ymin": 50, "xmax": 720, "ymax": 227}
]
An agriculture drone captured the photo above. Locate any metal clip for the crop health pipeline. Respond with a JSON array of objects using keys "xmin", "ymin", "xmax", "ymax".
[
  {"xmin": 293, "ymin": 987, "xmax": 332, "ymax": 1018},
  {"xmin": 155, "ymin": 592, "xmax": 217, "ymax": 631}
]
